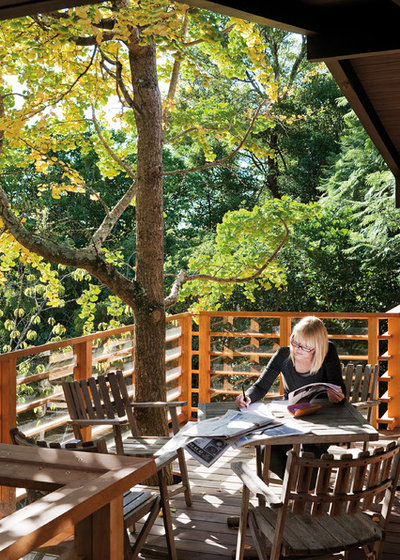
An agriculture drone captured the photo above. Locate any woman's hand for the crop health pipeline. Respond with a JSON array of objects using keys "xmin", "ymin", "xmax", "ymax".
[
  {"xmin": 327, "ymin": 387, "xmax": 344, "ymax": 403},
  {"xmin": 236, "ymin": 393, "xmax": 251, "ymax": 409}
]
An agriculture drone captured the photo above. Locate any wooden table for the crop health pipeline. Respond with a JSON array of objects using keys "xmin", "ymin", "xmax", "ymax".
[
  {"xmin": 238, "ymin": 400, "xmax": 380, "ymax": 482},
  {"xmin": 0, "ymin": 443, "xmax": 156, "ymax": 560}
]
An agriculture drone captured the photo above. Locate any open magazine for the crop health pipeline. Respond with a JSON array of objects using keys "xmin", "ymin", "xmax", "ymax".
[
  {"xmin": 288, "ymin": 382, "xmax": 341, "ymax": 405},
  {"xmin": 182, "ymin": 408, "xmax": 276, "ymax": 439},
  {"xmin": 184, "ymin": 437, "xmax": 231, "ymax": 467}
]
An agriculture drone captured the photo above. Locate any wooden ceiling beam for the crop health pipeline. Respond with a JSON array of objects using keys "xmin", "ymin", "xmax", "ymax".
[
  {"xmin": 327, "ymin": 58, "xmax": 400, "ymax": 207},
  {"xmin": 308, "ymin": 29, "xmax": 400, "ymax": 63},
  {"xmin": 181, "ymin": 0, "xmax": 320, "ymax": 34}
]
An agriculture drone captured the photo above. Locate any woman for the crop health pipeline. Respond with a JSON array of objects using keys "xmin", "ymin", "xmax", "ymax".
[{"xmin": 236, "ymin": 316, "xmax": 345, "ymax": 480}]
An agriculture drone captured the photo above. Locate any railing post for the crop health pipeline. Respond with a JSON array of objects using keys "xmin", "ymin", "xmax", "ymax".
[
  {"xmin": 367, "ymin": 317, "xmax": 379, "ymax": 427},
  {"xmin": 0, "ymin": 357, "xmax": 17, "ymax": 515},
  {"xmin": 279, "ymin": 316, "xmax": 291, "ymax": 348},
  {"xmin": 387, "ymin": 307, "xmax": 400, "ymax": 429},
  {"xmin": 73, "ymin": 340, "xmax": 92, "ymax": 440},
  {"xmin": 198, "ymin": 313, "xmax": 211, "ymax": 404},
  {"xmin": 179, "ymin": 314, "xmax": 192, "ymax": 422}
]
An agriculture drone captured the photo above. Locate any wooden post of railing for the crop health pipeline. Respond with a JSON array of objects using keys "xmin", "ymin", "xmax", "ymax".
[
  {"xmin": 0, "ymin": 357, "xmax": 17, "ymax": 515},
  {"xmin": 73, "ymin": 339, "xmax": 92, "ymax": 441},
  {"xmin": 387, "ymin": 306, "xmax": 400, "ymax": 429},
  {"xmin": 198, "ymin": 313, "xmax": 211, "ymax": 404},
  {"xmin": 367, "ymin": 317, "xmax": 379, "ymax": 427},
  {"xmin": 179, "ymin": 314, "xmax": 192, "ymax": 421}
]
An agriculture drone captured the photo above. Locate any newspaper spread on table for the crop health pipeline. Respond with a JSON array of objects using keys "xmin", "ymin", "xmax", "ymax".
[{"xmin": 154, "ymin": 402, "xmax": 315, "ymax": 468}]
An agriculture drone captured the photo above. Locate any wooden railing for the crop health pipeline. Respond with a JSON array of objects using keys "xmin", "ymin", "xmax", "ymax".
[
  {"xmin": 1, "ymin": 307, "xmax": 400, "ymax": 513},
  {"xmin": 191, "ymin": 309, "xmax": 400, "ymax": 429},
  {"xmin": 0, "ymin": 313, "xmax": 192, "ymax": 448},
  {"xmin": 1, "ymin": 308, "xmax": 400, "ymax": 451}
]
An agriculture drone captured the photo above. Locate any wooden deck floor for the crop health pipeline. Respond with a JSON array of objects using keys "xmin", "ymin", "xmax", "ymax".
[
  {"xmin": 137, "ymin": 433, "xmax": 400, "ymax": 560},
  {"xmin": 26, "ymin": 431, "xmax": 400, "ymax": 560}
]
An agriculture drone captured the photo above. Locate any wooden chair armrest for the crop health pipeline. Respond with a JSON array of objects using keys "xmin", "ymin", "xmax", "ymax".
[
  {"xmin": 130, "ymin": 401, "xmax": 187, "ymax": 408},
  {"xmin": 352, "ymin": 400, "xmax": 380, "ymax": 409},
  {"xmin": 231, "ymin": 461, "xmax": 282, "ymax": 508},
  {"xmin": 69, "ymin": 418, "xmax": 128, "ymax": 426}
]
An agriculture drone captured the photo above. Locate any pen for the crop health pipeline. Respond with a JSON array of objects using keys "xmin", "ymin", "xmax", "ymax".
[{"xmin": 242, "ymin": 384, "xmax": 246, "ymax": 401}]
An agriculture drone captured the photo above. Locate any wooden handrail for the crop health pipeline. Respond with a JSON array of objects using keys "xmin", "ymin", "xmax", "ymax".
[{"xmin": 1, "ymin": 309, "xmax": 399, "ymax": 450}]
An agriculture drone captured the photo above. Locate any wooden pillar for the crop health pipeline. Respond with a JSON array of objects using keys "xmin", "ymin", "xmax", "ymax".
[
  {"xmin": 198, "ymin": 314, "xmax": 211, "ymax": 404},
  {"xmin": 179, "ymin": 314, "xmax": 192, "ymax": 422},
  {"xmin": 0, "ymin": 357, "xmax": 17, "ymax": 516},
  {"xmin": 387, "ymin": 308, "xmax": 400, "ymax": 429},
  {"xmin": 75, "ymin": 495, "xmax": 124, "ymax": 560},
  {"xmin": 279, "ymin": 316, "xmax": 292, "ymax": 347},
  {"xmin": 73, "ymin": 340, "xmax": 92, "ymax": 440},
  {"xmin": 367, "ymin": 317, "xmax": 379, "ymax": 427}
]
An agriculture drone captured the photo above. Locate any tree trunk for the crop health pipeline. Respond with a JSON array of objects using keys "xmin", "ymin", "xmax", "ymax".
[{"xmin": 129, "ymin": 35, "xmax": 168, "ymax": 440}]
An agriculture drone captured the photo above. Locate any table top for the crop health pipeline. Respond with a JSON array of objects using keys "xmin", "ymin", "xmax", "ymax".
[
  {"xmin": 0, "ymin": 443, "xmax": 156, "ymax": 560},
  {"xmin": 236, "ymin": 400, "xmax": 379, "ymax": 447}
]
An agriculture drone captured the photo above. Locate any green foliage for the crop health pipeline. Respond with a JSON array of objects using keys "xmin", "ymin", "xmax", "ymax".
[{"xmin": 179, "ymin": 197, "xmax": 317, "ymax": 311}]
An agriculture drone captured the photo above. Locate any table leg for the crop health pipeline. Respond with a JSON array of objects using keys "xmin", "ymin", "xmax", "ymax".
[{"xmin": 75, "ymin": 494, "xmax": 124, "ymax": 560}]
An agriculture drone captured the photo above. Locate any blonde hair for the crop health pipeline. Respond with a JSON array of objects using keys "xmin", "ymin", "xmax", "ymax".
[{"xmin": 290, "ymin": 316, "xmax": 329, "ymax": 374}]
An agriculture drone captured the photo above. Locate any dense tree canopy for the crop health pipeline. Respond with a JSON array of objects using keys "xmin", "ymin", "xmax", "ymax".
[{"xmin": 0, "ymin": 3, "xmax": 398, "ymax": 399}]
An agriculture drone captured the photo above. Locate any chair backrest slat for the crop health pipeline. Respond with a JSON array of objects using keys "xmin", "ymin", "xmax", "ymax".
[
  {"xmin": 79, "ymin": 379, "xmax": 97, "ymax": 419},
  {"xmin": 87, "ymin": 377, "xmax": 105, "ymax": 418},
  {"xmin": 107, "ymin": 371, "xmax": 127, "ymax": 417},
  {"xmin": 342, "ymin": 363, "xmax": 354, "ymax": 398},
  {"xmin": 350, "ymin": 364, "xmax": 365, "ymax": 403},
  {"xmin": 311, "ymin": 453, "xmax": 334, "ymax": 517},
  {"xmin": 115, "ymin": 369, "xmax": 139, "ymax": 436},
  {"xmin": 348, "ymin": 450, "xmax": 369, "ymax": 514},
  {"xmin": 292, "ymin": 452, "xmax": 314, "ymax": 515},
  {"xmin": 330, "ymin": 452, "xmax": 352, "ymax": 516},
  {"xmin": 358, "ymin": 365, "xmax": 371, "ymax": 402},
  {"xmin": 97, "ymin": 374, "xmax": 116, "ymax": 418}
]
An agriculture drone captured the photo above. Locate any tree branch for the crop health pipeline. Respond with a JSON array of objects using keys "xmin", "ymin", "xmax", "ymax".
[
  {"xmin": 0, "ymin": 183, "xmax": 146, "ymax": 313},
  {"xmin": 164, "ymin": 218, "xmax": 289, "ymax": 308},
  {"xmin": 163, "ymin": 99, "xmax": 269, "ymax": 176},
  {"xmin": 91, "ymin": 106, "xmax": 136, "ymax": 180}
]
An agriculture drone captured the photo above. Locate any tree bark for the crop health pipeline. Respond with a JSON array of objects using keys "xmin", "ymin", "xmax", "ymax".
[{"xmin": 128, "ymin": 34, "xmax": 168, "ymax": 438}]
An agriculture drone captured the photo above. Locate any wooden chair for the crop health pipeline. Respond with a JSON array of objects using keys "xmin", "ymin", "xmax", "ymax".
[
  {"xmin": 10, "ymin": 427, "xmax": 161, "ymax": 560},
  {"xmin": 328, "ymin": 363, "xmax": 379, "ymax": 457},
  {"xmin": 342, "ymin": 362, "xmax": 380, "ymax": 424},
  {"xmin": 62, "ymin": 370, "xmax": 191, "ymax": 501},
  {"xmin": 62, "ymin": 370, "xmax": 192, "ymax": 560},
  {"xmin": 231, "ymin": 439, "xmax": 400, "ymax": 560}
]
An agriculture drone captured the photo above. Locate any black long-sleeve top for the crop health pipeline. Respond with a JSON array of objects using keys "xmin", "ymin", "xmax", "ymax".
[{"xmin": 246, "ymin": 341, "xmax": 346, "ymax": 403}]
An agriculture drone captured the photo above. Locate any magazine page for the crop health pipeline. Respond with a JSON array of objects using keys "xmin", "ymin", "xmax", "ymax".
[
  {"xmin": 232, "ymin": 420, "xmax": 312, "ymax": 448},
  {"xmin": 183, "ymin": 408, "xmax": 276, "ymax": 438},
  {"xmin": 288, "ymin": 382, "xmax": 341, "ymax": 405},
  {"xmin": 184, "ymin": 437, "xmax": 232, "ymax": 467}
]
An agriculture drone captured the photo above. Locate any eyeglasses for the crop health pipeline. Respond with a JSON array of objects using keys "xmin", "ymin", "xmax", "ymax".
[{"xmin": 290, "ymin": 338, "xmax": 315, "ymax": 353}]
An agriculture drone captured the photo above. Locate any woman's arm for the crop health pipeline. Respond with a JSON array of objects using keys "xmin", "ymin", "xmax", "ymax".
[{"xmin": 239, "ymin": 348, "xmax": 285, "ymax": 406}]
